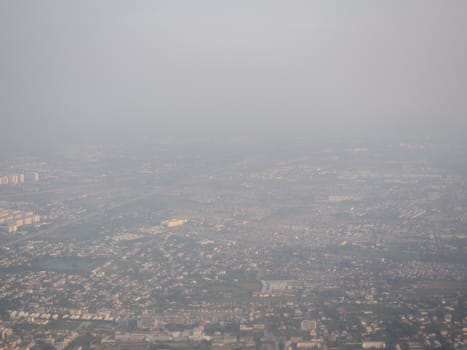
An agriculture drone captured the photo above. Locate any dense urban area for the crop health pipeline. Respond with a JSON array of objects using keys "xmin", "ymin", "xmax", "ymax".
[{"xmin": 0, "ymin": 139, "xmax": 466, "ymax": 350}]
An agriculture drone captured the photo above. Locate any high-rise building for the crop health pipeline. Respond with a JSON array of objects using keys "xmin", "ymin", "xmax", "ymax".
[{"xmin": 10, "ymin": 175, "xmax": 18, "ymax": 185}]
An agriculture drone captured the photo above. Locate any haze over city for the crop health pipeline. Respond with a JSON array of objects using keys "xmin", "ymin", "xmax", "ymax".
[
  {"xmin": 0, "ymin": 2, "xmax": 466, "ymax": 350},
  {"xmin": 1, "ymin": 1, "xmax": 467, "ymax": 151}
]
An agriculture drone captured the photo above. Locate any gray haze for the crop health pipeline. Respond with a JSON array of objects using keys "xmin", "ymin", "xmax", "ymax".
[{"xmin": 1, "ymin": 1, "xmax": 467, "ymax": 150}]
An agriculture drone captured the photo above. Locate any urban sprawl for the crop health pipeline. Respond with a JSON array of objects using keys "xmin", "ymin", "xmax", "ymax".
[{"xmin": 0, "ymin": 140, "xmax": 466, "ymax": 350}]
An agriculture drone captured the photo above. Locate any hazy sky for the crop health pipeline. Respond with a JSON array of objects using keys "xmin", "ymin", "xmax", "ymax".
[{"xmin": 1, "ymin": 1, "xmax": 466, "ymax": 150}]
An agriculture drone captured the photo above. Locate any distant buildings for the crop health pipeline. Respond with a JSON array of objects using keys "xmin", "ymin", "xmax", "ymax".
[
  {"xmin": 0, "ymin": 208, "xmax": 40, "ymax": 233},
  {"xmin": 0, "ymin": 172, "xmax": 39, "ymax": 185}
]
